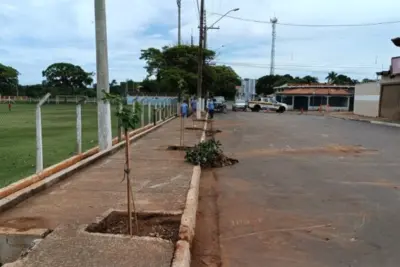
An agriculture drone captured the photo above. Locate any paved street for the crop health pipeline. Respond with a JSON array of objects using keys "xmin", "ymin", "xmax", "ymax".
[{"xmin": 213, "ymin": 111, "xmax": 400, "ymax": 267}]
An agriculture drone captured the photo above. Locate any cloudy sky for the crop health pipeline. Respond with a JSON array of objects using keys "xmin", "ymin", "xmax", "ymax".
[{"xmin": 1, "ymin": 0, "xmax": 400, "ymax": 85}]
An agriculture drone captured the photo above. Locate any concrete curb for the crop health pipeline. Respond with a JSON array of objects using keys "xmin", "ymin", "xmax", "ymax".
[
  {"xmin": 171, "ymin": 115, "xmax": 208, "ymax": 267},
  {"xmin": 370, "ymin": 120, "xmax": 400, "ymax": 128},
  {"xmin": 330, "ymin": 115, "xmax": 400, "ymax": 128},
  {"xmin": 0, "ymin": 116, "xmax": 176, "ymax": 214}
]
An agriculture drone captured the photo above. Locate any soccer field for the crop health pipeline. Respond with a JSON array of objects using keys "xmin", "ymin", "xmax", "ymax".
[{"xmin": 0, "ymin": 103, "xmax": 153, "ymax": 188}]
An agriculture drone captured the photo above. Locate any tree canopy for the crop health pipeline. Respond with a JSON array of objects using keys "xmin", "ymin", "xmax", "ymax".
[
  {"xmin": 0, "ymin": 63, "xmax": 19, "ymax": 95},
  {"xmin": 256, "ymin": 74, "xmax": 319, "ymax": 95},
  {"xmin": 42, "ymin": 63, "xmax": 93, "ymax": 95},
  {"xmin": 140, "ymin": 45, "xmax": 240, "ymax": 98}
]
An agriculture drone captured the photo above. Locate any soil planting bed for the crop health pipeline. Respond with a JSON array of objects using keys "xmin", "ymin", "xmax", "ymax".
[
  {"xmin": 210, "ymin": 154, "xmax": 239, "ymax": 168},
  {"xmin": 86, "ymin": 211, "xmax": 181, "ymax": 242},
  {"xmin": 167, "ymin": 145, "xmax": 193, "ymax": 151},
  {"xmin": 185, "ymin": 126, "xmax": 222, "ymax": 136}
]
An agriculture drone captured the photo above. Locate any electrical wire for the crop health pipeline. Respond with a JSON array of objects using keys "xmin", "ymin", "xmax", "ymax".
[
  {"xmin": 215, "ymin": 61, "xmax": 379, "ymax": 69},
  {"xmin": 213, "ymin": 62, "xmax": 377, "ymax": 74},
  {"xmin": 194, "ymin": 0, "xmax": 200, "ymax": 17},
  {"xmin": 210, "ymin": 12, "xmax": 400, "ymax": 27}
]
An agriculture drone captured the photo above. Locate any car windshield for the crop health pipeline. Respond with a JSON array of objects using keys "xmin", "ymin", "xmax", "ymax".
[
  {"xmin": 236, "ymin": 99, "xmax": 245, "ymax": 103},
  {"xmin": 214, "ymin": 97, "xmax": 224, "ymax": 102}
]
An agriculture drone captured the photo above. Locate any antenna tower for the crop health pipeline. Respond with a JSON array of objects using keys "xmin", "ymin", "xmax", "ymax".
[{"xmin": 270, "ymin": 17, "xmax": 278, "ymax": 75}]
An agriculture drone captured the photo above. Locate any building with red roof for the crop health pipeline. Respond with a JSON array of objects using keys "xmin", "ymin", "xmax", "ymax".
[{"xmin": 274, "ymin": 83, "xmax": 354, "ymax": 111}]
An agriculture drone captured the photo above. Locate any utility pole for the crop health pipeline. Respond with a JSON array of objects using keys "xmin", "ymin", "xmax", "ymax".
[
  {"xmin": 191, "ymin": 29, "xmax": 194, "ymax": 46},
  {"xmin": 94, "ymin": 0, "xmax": 112, "ymax": 151},
  {"xmin": 177, "ymin": 0, "xmax": 181, "ymax": 45},
  {"xmin": 270, "ymin": 17, "xmax": 278, "ymax": 75},
  {"xmin": 196, "ymin": 0, "xmax": 205, "ymax": 119}
]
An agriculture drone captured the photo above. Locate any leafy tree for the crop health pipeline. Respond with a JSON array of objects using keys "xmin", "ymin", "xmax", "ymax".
[
  {"xmin": 42, "ymin": 63, "xmax": 93, "ymax": 95},
  {"xmin": 335, "ymin": 74, "xmax": 355, "ymax": 85},
  {"xmin": 140, "ymin": 45, "xmax": 217, "ymax": 96},
  {"xmin": 256, "ymin": 74, "xmax": 320, "ymax": 95},
  {"xmin": 302, "ymin": 75, "xmax": 319, "ymax": 84},
  {"xmin": 0, "ymin": 63, "xmax": 19, "ymax": 95},
  {"xmin": 326, "ymin": 71, "xmax": 338, "ymax": 84},
  {"xmin": 361, "ymin": 78, "xmax": 376, "ymax": 83},
  {"xmin": 210, "ymin": 65, "xmax": 241, "ymax": 99}
]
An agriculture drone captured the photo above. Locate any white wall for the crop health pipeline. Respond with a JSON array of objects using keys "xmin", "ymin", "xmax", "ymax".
[{"xmin": 354, "ymin": 82, "xmax": 380, "ymax": 117}]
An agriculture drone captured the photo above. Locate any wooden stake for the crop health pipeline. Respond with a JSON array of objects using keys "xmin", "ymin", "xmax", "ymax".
[{"xmin": 124, "ymin": 129, "xmax": 133, "ymax": 236}]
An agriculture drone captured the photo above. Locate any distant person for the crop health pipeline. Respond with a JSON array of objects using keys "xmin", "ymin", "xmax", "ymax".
[
  {"xmin": 191, "ymin": 98, "xmax": 197, "ymax": 115},
  {"xmin": 181, "ymin": 101, "xmax": 188, "ymax": 118},
  {"xmin": 8, "ymin": 102, "xmax": 12, "ymax": 111},
  {"xmin": 207, "ymin": 98, "xmax": 215, "ymax": 119}
]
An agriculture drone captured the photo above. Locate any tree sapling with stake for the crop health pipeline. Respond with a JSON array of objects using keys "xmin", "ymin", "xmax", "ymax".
[{"xmin": 102, "ymin": 91, "xmax": 141, "ymax": 236}]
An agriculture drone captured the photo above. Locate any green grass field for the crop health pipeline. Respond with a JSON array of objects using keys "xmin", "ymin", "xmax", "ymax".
[{"xmin": 0, "ymin": 103, "xmax": 155, "ymax": 188}]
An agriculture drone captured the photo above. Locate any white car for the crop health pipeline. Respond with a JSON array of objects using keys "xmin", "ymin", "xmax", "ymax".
[
  {"xmin": 232, "ymin": 99, "xmax": 247, "ymax": 111},
  {"xmin": 248, "ymin": 97, "xmax": 288, "ymax": 113}
]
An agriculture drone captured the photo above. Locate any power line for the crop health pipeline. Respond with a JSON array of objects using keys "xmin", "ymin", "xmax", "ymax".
[
  {"xmin": 194, "ymin": 0, "xmax": 200, "ymax": 17},
  {"xmin": 215, "ymin": 61, "xmax": 379, "ymax": 69},
  {"xmin": 213, "ymin": 62, "xmax": 378, "ymax": 74},
  {"xmin": 210, "ymin": 12, "xmax": 400, "ymax": 27}
]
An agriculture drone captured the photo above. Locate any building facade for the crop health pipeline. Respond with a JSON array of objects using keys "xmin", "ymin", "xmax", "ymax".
[
  {"xmin": 354, "ymin": 82, "xmax": 380, "ymax": 117},
  {"xmin": 377, "ymin": 70, "xmax": 400, "ymax": 120},
  {"xmin": 275, "ymin": 83, "xmax": 354, "ymax": 111},
  {"xmin": 237, "ymin": 78, "xmax": 256, "ymax": 101}
]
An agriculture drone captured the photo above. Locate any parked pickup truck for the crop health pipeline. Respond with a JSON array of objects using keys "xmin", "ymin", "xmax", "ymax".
[{"xmin": 248, "ymin": 96, "xmax": 288, "ymax": 113}]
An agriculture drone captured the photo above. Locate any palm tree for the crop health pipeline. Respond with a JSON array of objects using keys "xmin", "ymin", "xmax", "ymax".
[{"xmin": 326, "ymin": 71, "xmax": 338, "ymax": 84}]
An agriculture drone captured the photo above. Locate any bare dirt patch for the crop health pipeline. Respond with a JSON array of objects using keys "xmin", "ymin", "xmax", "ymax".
[
  {"xmin": 211, "ymin": 154, "xmax": 239, "ymax": 168},
  {"xmin": 185, "ymin": 126, "xmax": 222, "ymax": 136},
  {"xmin": 0, "ymin": 217, "xmax": 48, "ymax": 232},
  {"xmin": 166, "ymin": 145, "xmax": 193, "ymax": 151},
  {"xmin": 237, "ymin": 144, "xmax": 377, "ymax": 158},
  {"xmin": 86, "ymin": 211, "xmax": 181, "ymax": 242}
]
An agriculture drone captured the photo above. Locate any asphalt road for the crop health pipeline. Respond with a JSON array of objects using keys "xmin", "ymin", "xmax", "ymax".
[{"xmin": 213, "ymin": 111, "xmax": 400, "ymax": 267}]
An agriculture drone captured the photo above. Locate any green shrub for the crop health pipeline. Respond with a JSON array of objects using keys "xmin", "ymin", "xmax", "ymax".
[{"xmin": 185, "ymin": 138, "xmax": 222, "ymax": 167}]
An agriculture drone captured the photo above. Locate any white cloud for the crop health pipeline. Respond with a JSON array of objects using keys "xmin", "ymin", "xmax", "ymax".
[{"xmin": 0, "ymin": 0, "xmax": 399, "ymax": 85}]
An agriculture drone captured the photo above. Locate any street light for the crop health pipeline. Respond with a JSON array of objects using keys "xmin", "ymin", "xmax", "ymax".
[
  {"xmin": 204, "ymin": 8, "xmax": 239, "ymax": 48},
  {"xmin": 208, "ymin": 8, "xmax": 240, "ymax": 29}
]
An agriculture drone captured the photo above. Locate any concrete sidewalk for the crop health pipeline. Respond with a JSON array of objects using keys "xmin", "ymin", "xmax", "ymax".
[{"xmin": 0, "ymin": 118, "xmax": 203, "ymax": 267}]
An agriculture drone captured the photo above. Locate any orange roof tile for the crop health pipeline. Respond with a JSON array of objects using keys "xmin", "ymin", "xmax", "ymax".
[{"xmin": 279, "ymin": 88, "xmax": 351, "ymax": 96}]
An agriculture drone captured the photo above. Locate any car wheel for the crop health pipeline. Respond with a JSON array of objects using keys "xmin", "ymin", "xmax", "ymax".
[
  {"xmin": 277, "ymin": 106, "xmax": 286, "ymax": 113},
  {"xmin": 254, "ymin": 105, "xmax": 261, "ymax": 112}
]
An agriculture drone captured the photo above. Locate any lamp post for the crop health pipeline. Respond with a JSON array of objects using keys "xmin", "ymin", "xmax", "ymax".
[{"xmin": 204, "ymin": 8, "xmax": 239, "ymax": 49}]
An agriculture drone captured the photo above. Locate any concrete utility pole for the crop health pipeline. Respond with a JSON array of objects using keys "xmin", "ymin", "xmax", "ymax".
[
  {"xmin": 94, "ymin": 0, "xmax": 112, "ymax": 151},
  {"xmin": 270, "ymin": 17, "xmax": 278, "ymax": 75},
  {"xmin": 196, "ymin": 0, "xmax": 205, "ymax": 119},
  {"xmin": 177, "ymin": 0, "xmax": 182, "ymax": 45},
  {"xmin": 202, "ymin": 8, "xmax": 238, "ymax": 102}
]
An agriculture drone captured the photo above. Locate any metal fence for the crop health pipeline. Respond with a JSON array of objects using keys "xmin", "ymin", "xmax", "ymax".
[{"xmin": 0, "ymin": 94, "xmax": 178, "ymax": 188}]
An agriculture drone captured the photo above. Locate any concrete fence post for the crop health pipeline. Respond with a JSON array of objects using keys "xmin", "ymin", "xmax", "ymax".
[
  {"xmin": 76, "ymin": 97, "xmax": 86, "ymax": 154},
  {"xmin": 36, "ymin": 93, "xmax": 51, "ymax": 173},
  {"xmin": 141, "ymin": 100, "xmax": 145, "ymax": 127},
  {"xmin": 148, "ymin": 101, "xmax": 152, "ymax": 126},
  {"xmin": 76, "ymin": 103, "xmax": 82, "ymax": 154},
  {"xmin": 155, "ymin": 102, "xmax": 158, "ymax": 122}
]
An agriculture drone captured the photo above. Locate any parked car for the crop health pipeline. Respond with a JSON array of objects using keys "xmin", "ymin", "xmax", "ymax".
[
  {"xmin": 213, "ymin": 96, "xmax": 227, "ymax": 113},
  {"xmin": 248, "ymin": 96, "xmax": 288, "ymax": 113},
  {"xmin": 232, "ymin": 99, "xmax": 247, "ymax": 111}
]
